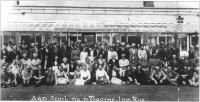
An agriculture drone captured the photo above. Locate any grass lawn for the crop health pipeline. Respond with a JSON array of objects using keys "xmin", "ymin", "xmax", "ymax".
[{"xmin": 1, "ymin": 85, "xmax": 199, "ymax": 101}]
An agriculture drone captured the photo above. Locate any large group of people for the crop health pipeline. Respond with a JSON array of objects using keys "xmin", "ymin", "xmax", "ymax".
[{"xmin": 1, "ymin": 39, "xmax": 199, "ymax": 88}]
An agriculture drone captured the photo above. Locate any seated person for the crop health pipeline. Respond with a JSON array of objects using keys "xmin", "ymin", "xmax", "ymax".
[
  {"xmin": 21, "ymin": 65, "xmax": 33, "ymax": 86},
  {"xmin": 52, "ymin": 56, "xmax": 59, "ymax": 72},
  {"xmin": 33, "ymin": 69, "xmax": 45, "ymax": 87},
  {"xmin": 178, "ymin": 66, "xmax": 194, "ymax": 86},
  {"xmin": 30, "ymin": 53, "xmax": 41, "ymax": 71},
  {"xmin": 46, "ymin": 67, "xmax": 55, "ymax": 86},
  {"xmin": 150, "ymin": 66, "xmax": 168, "ymax": 85},
  {"xmin": 80, "ymin": 64, "xmax": 91, "ymax": 85},
  {"xmin": 165, "ymin": 66, "xmax": 179, "ymax": 85},
  {"xmin": 9, "ymin": 60, "xmax": 20, "ymax": 86},
  {"xmin": 119, "ymin": 54, "xmax": 129, "ymax": 77},
  {"xmin": 55, "ymin": 66, "xmax": 69, "ymax": 85},
  {"xmin": 1, "ymin": 65, "xmax": 16, "ymax": 88},
  {"xmin": 95, "ymin": 65, "xmax": 109, "ymax": 85},
  {"xmin": 108, "ymin": 55, "xmax": 119, "ymax": 79},
  {"xmin": 189, "ymin": 68, "xmax": 199, "ymax": 87},
  {"xmin": 61, "ymin": 57, "xmax": 69, "ymax": 74},
  {"xmin": 71, "ymin": 65, "xmax": 84, "ymax": 85},
  {"xmin": 129, "ymin": 56, "xmax": 139, "ymax": 69},
  {"xmin": 122, "ymin": 66, "xmax": 135, "ymax": 84},
  {"xmin": 134, "ymin": 66, "xmax": 150, "ymax": 85},
  {"xmin": 110, "ymin": 66, "xmax": 123, "ymax": 85},
  {"xmin": 149, "ymin": 53, "xmax": 162, "ymax": 73}
]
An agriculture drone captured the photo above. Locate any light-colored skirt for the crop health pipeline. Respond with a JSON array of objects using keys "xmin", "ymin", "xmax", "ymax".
[
  {"xmin": 75, "ymin": 79, "xmax": 84, "ymax": 85},
  {"xmin": 57, "ymin": 78, "xmax": 68, "ymax": 84},
  {"xmin": 111, "ymin": 77, "xmax": 122, "ymax": 85}
]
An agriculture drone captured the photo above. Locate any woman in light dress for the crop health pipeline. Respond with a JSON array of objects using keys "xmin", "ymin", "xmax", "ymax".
[
  {"xmin": 110, "ymin": 66, "xmax": 123, "ymax": 85},
  {"xmin": 55, "ymin": 66, "xmax": 69, "ymax": 85},
  {"xmin": 79, "ymin": 48, "xmax": 88, "ymax": 64}
]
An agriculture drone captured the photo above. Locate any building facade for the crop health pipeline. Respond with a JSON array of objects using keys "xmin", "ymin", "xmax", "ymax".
[{"xmin": 1, "ymin": 1, "xmax": 200, "ymax": 51}]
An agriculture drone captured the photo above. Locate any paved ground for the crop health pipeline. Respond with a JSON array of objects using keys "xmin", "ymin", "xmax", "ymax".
[{"xmin": 1, "ymin": 85, "xmax": 199, "ymax": 101}]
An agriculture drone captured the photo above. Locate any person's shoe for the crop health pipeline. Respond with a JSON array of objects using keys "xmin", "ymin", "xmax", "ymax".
[{"xmin": 92, "ymin": 82, "xmax": 97, "ymax": 85}]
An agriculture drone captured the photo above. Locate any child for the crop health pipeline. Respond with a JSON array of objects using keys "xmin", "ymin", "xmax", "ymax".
[
  {"xmin": 46, "ymin": 67, "xmax": 55, "ymax": 86},
  {"xmin": 1, "ymin": 65, "xmax": 16, "ymax": 88},
  {"xmin": 21, "ymin": 65, "xmax": 33, "ymax": 86},
  {"xmin": 33, "ymin": 70, "xmax": 45, "ymax": 87}
]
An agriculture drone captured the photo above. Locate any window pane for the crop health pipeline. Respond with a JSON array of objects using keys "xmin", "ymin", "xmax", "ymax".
[{"xmin": 121, "ymin": 36, "xmax": 126, "ymax": 42}]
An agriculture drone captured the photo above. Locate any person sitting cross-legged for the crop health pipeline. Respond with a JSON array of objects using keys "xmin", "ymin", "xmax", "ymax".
[
  {"xmin": 164, "ymin": 66, "xmax": 179, "ymax": 86},
  {"xmin": 1, "ymin": 64, "xmax": 16, "ymax": 88},
  {"xmin": 33, "ymin": 69, "xmax": 45, "ymax": 87},
  {"xmin": 150, "ymin": 66, "xmax": 168, "ymax": 85},
  {"xmin": 134, "ymin": 65, "xmax": 150, "ymax": 85},
  {"xmin": 95, "ymin": 64, "xmax": 110, "ymax": 85}
]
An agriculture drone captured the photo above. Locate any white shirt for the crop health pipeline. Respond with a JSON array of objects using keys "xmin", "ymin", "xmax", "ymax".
[
  {"xmin": 96, "ymin": 69, "xmax": 109, "ymax": 80},
  {"xmin": 138, "ymin": 49, "xmax": 147, "ymax": 60},
  {"xmin": 119, "ymin": 59, "xmax": 129, "ymax": 67},
  {"xmin": 80, "ymin": 70, "xmax": 91, "ymax": 80},
  {"xmin": 80, "ymin": 51, "xmax": 88, "ymax": 63},
  {"xmin": 180, "ymin": 50, "xmax": 189, "ymax": 58},
  {"xmin": 107, "ymin": 51, "xmax": 118, "ymax": 61}
]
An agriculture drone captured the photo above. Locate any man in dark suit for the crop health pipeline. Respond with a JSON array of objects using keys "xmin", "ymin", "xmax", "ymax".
[{"xmin": 107, "ymin": 55, "xmax": 119, "ymax": 79}]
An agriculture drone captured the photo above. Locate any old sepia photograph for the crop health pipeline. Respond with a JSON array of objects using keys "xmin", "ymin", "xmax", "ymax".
[{"xmin": 0, "ymin": 0, "xmax": 199, "ymax": 101}]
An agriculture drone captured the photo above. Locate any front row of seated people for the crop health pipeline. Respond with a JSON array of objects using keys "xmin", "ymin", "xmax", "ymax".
[{"xmin": 1, "ymin": 53, "xmax": 199, "ymax": 87}]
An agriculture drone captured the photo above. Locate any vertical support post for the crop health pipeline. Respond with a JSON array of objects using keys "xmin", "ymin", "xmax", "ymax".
[
  {"xmin": 76, "ymin": 33, "xmax": 78, "ymax": 41},
  {"xmin": 110, "ymin": 32, "xmax": 113, "ymax": 45},
  {"xmin": 60, "ymin": 32, "xmax": 62, "ymax": 46},
  {"xmin": 187, "ymin": 35, "xmax": 189, "ymax": 51},
  {"xmin": 101, "ymin": 33, "xmax": 103, "ymax": 42},
  {"xmin": 157, "ymin": 33, "xmax": 159, "ymax": 45}
]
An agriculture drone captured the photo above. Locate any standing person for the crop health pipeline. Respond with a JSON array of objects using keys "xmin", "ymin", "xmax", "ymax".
[
  {"xmin": 138, "ymin": 45, "xmax": 147, "ymax": 61},
  {"xmin": 80, "ymin": 64, "xmax": 91, "ymax": 85},
  {"xmin": 71, "ymin": 46, "xmax": 80, "ymax": 63},
  {"xmin": 88, "ymin": 47, "xmax": 97, "ymax": 61},
  {"xmin": 107, "ymin": 47, "xmax": 118, "ymax": 62},
  {"xmin": 80, "ymin": 48, "xmax": 88, "ymax": 64},
  {"xmin": 52, "ymin": 56, "xmax": 59, "ymax": 72},
  {"xmin": 118, "ymin": 46, "xmax": 129, "ymax": 59},
  {"xmin": 95, "ymin": 65, "xmax": 109, "ymax": 85},
  {"xmin": 98, "ymin": 46, "xmax": 108, "ymax": 60},
  {"xmin": 97, "ymin": 54, "xmax": 107, "ymax": 70},
  {"xmin": 128, "ymin": 43, "xmax": 138, "ymax": 61}
]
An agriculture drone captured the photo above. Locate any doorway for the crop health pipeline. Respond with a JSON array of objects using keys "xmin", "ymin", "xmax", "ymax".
[{"xmin": 82, "ymin": 32, "xmax": 96, "ymax": 43}]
